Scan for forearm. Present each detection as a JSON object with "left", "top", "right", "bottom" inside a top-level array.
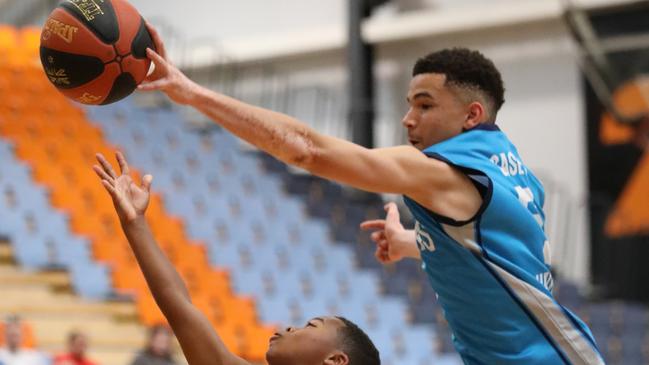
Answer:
[
  {"left": 121, "top": 216, "right": 191, "bottom": 310},
  {"left": 188, "top": 85, "right": 317, "bottom": 168},
  {"left": 121, "top": 216, "right": 247, "bottom": 365}
]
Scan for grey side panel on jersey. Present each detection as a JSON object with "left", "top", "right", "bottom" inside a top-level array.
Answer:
[{"left": 446, "top": 231, "right": 605, "bottom": 365}]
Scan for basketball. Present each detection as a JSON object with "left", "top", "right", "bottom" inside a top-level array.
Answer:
[{"left": 39, "top": 0, "right": 154, "bottom": 105}]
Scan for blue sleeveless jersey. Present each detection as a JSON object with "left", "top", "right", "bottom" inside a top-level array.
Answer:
[{"left": 403, "top": 125, "right": 604, "bottom": 365}]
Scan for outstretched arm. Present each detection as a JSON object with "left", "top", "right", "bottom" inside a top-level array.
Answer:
[
  {"left": 138, "top": 25, "right": 481, "bottom": 222},
  {"left": 93, "top": 152, "right": 249, "bottom": 365}
]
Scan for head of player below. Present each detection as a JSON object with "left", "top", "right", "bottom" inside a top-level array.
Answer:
[
  {"left": 405, "top": 47, "right": 506, "bottom": 150},
  {"left": 266, "top": 316, "right": 380, "bottom": 365}
]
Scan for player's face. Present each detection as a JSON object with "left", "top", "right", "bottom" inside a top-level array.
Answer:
[
  {"left": 266, "top": 316, "right": 347, "bottom": 365},
  {"left": 403, "top": 73, "right": 471, "bottom": 149}
]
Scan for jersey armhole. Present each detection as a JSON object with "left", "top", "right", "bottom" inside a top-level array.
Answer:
[{"left": 418, "top": 152, "right": 494, "bottom": 227}]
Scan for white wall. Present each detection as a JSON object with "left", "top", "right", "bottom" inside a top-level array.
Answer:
[{"left": 130, "top": 0, "right": 346, "bottom": 41}]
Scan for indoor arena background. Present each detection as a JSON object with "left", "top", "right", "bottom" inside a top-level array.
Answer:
[{"left": 1, "top": 0, "right": 648, "bottom": 364}]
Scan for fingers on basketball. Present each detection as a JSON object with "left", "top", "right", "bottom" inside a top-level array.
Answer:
[{"left": 145, "top": 22, "right": 167, "bottom": 59}]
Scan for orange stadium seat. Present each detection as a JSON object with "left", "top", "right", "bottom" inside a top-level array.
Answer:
[
  {"left": 93, "top": 238, "right": 136, "bottom": 266},
  {"left": 0, "top": 26, "right": 274, "bottom": 361},
  {"left": 0, "top": 321, "right": 36, "bottom": 348},
  {"left": 136, "top": 292, "right": 167, "bottom": 326},
  {"left": 0, "top": 26, "right": 18, "bottom": 52}
]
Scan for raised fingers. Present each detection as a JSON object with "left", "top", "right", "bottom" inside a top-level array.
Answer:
[
  {"left": 101, "top": 179, "right": 118, "bottom": 200},
  {"left": 385, "top": 202, "right": 401, "bottom": 225},
  {"left": 96, "top": 153, "right": 118, "bottom": 179},
  {"left": 93, "top": 164, "right": 114, "bottom": 184},
  {"left": 116, "top": 151, "right": 130, "bottom": 175}
]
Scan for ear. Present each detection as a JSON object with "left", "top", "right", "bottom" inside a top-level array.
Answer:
[
  {"left": 323, "top": 352, "right": 349, "bottom": 365},
  {"left": 462, "top": 101, "right": 486, "bottom": 130}
]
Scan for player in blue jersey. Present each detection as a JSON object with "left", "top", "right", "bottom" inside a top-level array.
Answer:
[{"left": 141, "top": 24, "right": 604, "bottom": 364}]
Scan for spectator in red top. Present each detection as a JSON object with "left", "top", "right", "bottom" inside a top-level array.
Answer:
[{"left": 53, "top": 331, "right": 97, "bottom": 365}]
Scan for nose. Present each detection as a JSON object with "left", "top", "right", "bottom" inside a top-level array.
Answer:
[
  {"left": 402, "top": 109, "right": 417, "bottom": 129},
  {"left": 284, "top": 326, "right": 295, "bottom": 333}
]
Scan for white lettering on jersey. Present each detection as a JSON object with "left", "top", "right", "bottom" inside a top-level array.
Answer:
[
  {"left": 415, "top": 221, "right": 436, "bottom": 252},
  {"left": 490, "top": 152, "right": 525, "bottom": 177},
  {"left": 514, "top": 186, "right": 544, "bottom": 227}
]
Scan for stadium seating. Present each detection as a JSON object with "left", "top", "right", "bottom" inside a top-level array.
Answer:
[{"left": 0, "top": 27, "right": 273, "bottom": 363}]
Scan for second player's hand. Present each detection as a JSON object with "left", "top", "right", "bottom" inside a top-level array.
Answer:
[
  {"left": 138, "top": 23, "right": 199, "bottom": 105},
  {"left": 360, "top": 202, "right": 419, "bottom": 264},
  {"left": 93, "top": 152, "right": 153, "bottom": 223}
]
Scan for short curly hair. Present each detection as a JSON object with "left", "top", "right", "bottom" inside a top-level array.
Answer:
[
  {"left": 412, "top": 48, "right": 505, "bottom": 122},
  {"left": 335, "top": 316, "right": 380, "bottom": 365}
]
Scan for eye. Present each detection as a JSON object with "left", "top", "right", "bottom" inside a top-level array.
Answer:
[
  {"left": 420, "top": 104, "right": 433, "bottom": 111},
  {"left": 306, "top": 322, "right": 316, "bottom": 328}
]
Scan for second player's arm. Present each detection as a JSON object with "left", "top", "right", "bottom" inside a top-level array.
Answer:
[
  {"left": 120, "top": 217, "right": 249, "bottom": 365},
  {"left": 94, "top": 153, "right": 249, "bottom": 365}
]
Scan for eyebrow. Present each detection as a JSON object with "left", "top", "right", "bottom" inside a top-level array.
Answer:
[
  {"left": 312, "top": 317, "right": 325, "bottom": 325},
  {"left": 406, "top": 92, "right": 434, "bottom": 103}
]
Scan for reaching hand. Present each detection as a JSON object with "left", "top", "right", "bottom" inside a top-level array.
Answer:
[
  {"left": 137, "top": 22, "right": 198, "bottom": 105},
  {"left": 93, "top": 152, "right": 153, "bottom": 223},
  {"left": 360, "top": 202, "right": 412, "bottom": 264}
]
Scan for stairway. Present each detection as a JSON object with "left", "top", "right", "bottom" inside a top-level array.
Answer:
[{"left": 0, "top": 241, "right": 155, "bottom": 365}]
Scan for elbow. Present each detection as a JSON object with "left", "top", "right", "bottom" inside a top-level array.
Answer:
[
  {"left": 289, "top": 147, "right": 317, "bottom": 171},
  {"left": 285, "top": 129, "right": 320, "bottom": 171}
]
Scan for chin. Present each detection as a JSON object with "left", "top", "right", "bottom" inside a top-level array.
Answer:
[
  {"left": 265, "top": 346, "right": 280, "bottom": 365},
  {"left": 412, "top": 142, "right": 424, "bottom": 150}
]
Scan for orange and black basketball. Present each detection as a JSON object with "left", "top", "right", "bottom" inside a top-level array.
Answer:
[{"left": 39, "top": 0, "right": 154, "bottom": 105}]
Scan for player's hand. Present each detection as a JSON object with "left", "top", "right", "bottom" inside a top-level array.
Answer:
[
  {"left": 360, "top": 202, "right": 410, "bottom": 264},
  {"left": 93, "top": 152, "right": 152, "bottom": 223},
  {"left": 138, "top": 22, "right": 198, "bottom": 105}
]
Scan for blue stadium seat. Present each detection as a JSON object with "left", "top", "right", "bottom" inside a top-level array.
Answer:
[
  {"left": 258, "top": 295, "right": 292, "bottom": 325},
  {"left": 50, "top": 235, "right": 92, "bottom": 268},
  {"left": 70, "top": 262, "right": 112, "bottom": 299},
  {"left": 0, "top": 139, "right": 14, "bottom": 159},
  {"left": 10, "top": 231, "right": 51, "bottom": 270},
  {"left": 12, "top": 183, "right": 50, "bottom": 212},
  {"left": 0, "top": 160, "right": 32, "bottom": 185},
  {"left": 233, "top": 269, "right": 266, "bottom": 296}
]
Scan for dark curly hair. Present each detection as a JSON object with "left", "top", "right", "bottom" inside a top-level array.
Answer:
[
  {"left": 412, "top": 48, "right": 505, "bottom": 122},
  {"left": 335, "top": 316, "right": 380, "bottom": 365}
]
